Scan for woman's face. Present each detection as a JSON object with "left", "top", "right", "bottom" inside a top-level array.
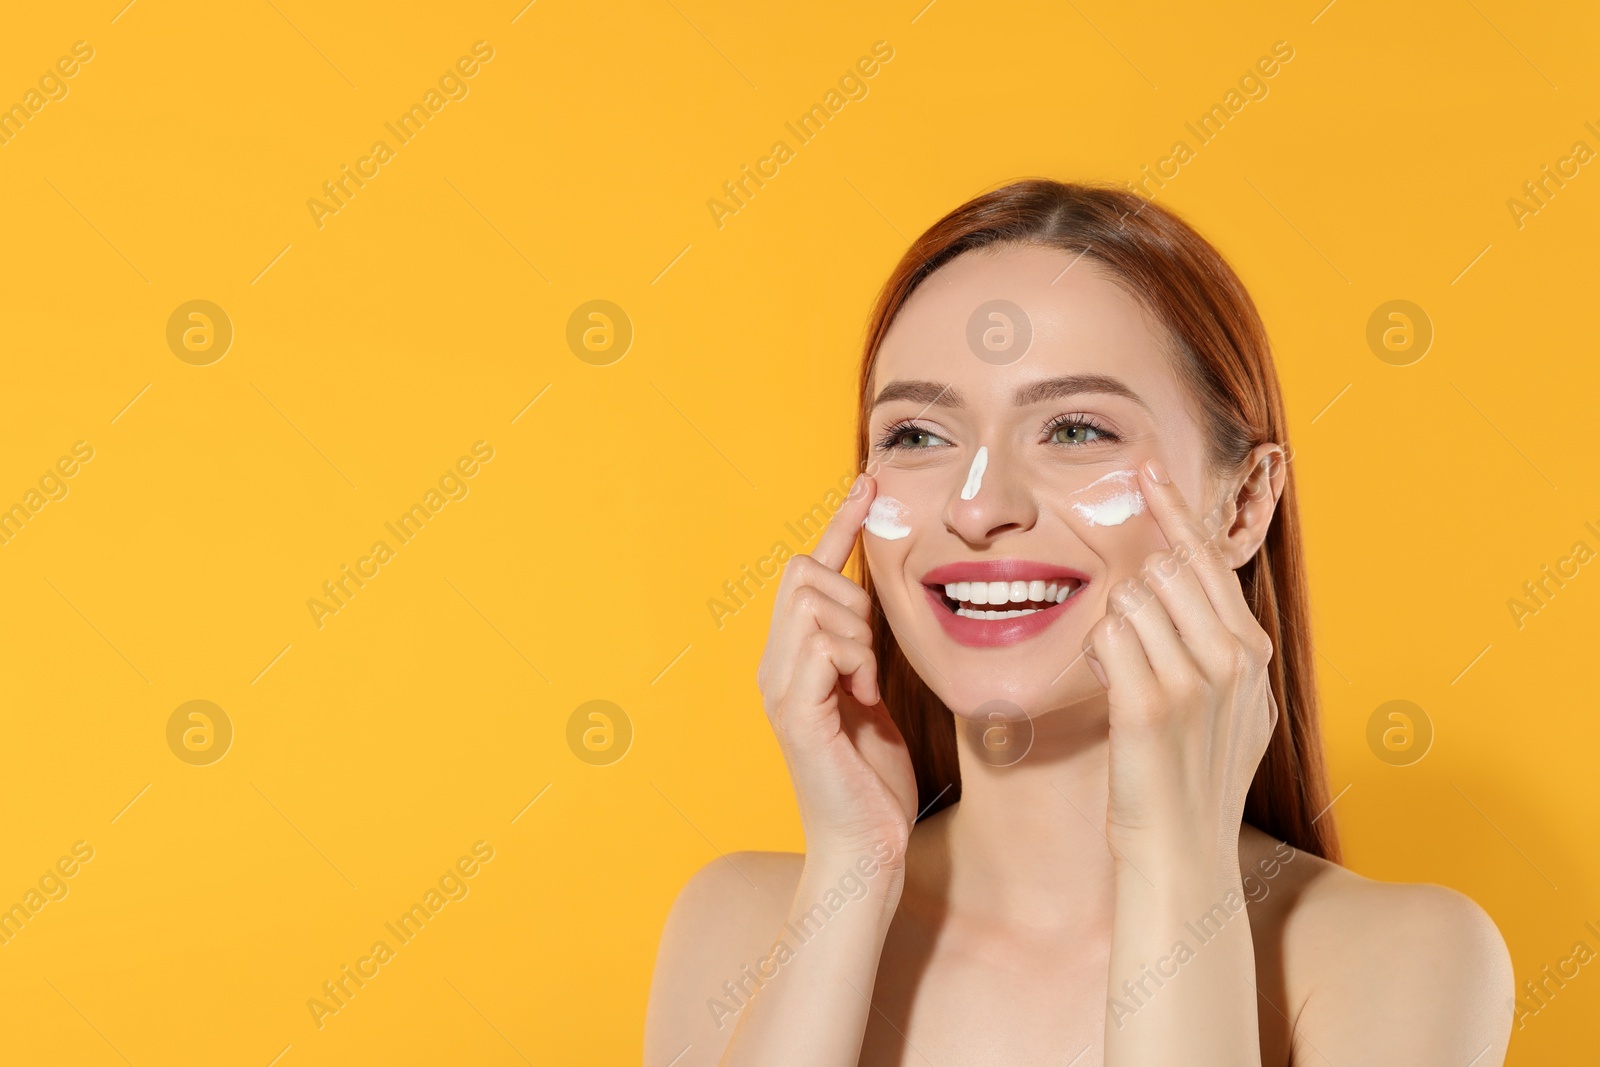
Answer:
[{"left": 863, "top": 243, "right": 1222, "bottom": 721}]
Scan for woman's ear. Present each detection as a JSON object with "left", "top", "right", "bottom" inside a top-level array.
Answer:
[{"left": 1220, "top": 443, "right": 1287, "bottom": 569}]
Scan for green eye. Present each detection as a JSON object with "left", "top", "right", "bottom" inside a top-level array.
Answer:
[
  {"left": 1047, "top": 417, "right": 1117, "bottom": 446},
  {"left": 896, "top": 429, "right": 943, "bottom": 448},
  {"left": 876, "top": 421, "right": 950, "bottom": 451}
]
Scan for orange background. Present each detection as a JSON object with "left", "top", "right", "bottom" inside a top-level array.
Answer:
[{"left": 0, "top": 0, "right": 1595, "bottom": 1062}]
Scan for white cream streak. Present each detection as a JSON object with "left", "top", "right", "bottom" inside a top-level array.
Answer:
[
  {"left": 863, "top": 495, "right": 911, "bottom": 539},
  {"left": 1067, "top": 469, "right": 1146, "bottom": 526},
  {"left": 960, "top": 446, "right": 989, "bottom": 500}
]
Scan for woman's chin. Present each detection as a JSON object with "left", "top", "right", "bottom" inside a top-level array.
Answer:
[
  {"left": 885, "top": 617, "right": 1105, "bottom": 719},
  {"left": 930, "top": 671, "right": 1102, "bottom": 722},
  {"left": 934, "top": 681, "right": 1094, "bottom": 723}
]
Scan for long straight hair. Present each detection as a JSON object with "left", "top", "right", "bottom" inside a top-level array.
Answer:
[{"left": 852, "top": 179, "right": 1341, "bottom": 863}]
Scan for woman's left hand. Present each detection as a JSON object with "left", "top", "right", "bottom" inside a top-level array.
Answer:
[{"left": 1083, "top": 457, "right": 1279, "bottom": 878}]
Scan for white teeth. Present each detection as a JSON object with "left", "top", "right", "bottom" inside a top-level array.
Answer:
[
  {"left": 955, "top": 606, "right": 1043, "bottom": 619},
  {"left": 937, "top": 575, "right": 1086, "bottom": 616}
]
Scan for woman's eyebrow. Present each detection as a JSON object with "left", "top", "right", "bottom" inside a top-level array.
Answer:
[
  {"left": 871, "top": 374, "right": 1149, "bottom": 412},
  {"left": 1012, "top": 374, "right": 1150, "bottom": 411},
  {"left": 871, "top": 379, "right": 962, "bottom": 410}
]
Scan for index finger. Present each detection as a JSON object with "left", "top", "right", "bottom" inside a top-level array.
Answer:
[
  {"left": 1136, "top": 458, "right": 1254, "bottom": 629},
  {"left": 812, "top": 473, "right": 878, "bottom": 573}
]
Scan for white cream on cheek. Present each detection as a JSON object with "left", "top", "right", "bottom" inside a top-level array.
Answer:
[
  {"left": 1067, "top": 468, "right": 1146, "bottom": 526},
  {"left": 863, "top": 495, "right": 911, "bottom": 539},
  {"left": 960, "top": 446, "right": 988, "bottom": 500}
]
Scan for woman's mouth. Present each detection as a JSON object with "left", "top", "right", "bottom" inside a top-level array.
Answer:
[
  {"left": 919, "top": 561, "right": 1090, "bottom": 648},
  {"left": 939, "top": 578, "right": 1081, "bottom": 619}
]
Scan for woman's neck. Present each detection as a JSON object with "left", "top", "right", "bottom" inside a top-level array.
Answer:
[{"left": 904, "top": 703, "right": 1123, "bottom": 935}]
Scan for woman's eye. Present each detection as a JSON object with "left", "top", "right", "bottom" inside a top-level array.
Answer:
[
  {"left": 896, "top": 428, "right": 940, "bottom": 447},
  {"left": 1049, "top": 420, "right": 1112, "bottom": 446},
  {"left": 876, "top": 422, "right": 947, "bottom": 447}
]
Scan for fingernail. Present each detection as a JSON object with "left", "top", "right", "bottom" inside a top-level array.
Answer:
[
  {"left": 1084, "top": 649, "right": 1108, "bottom": 688},
  {"left": 849, "top": 473, "right": 865, "bottom": 496},
  {"left": 1144, "top": 458, "right": 1170, "bottom": 485}
]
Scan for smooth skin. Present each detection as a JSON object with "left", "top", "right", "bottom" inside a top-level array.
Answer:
[{"left": 645, "top": 245, "right": 1514, "bottom": 1066}]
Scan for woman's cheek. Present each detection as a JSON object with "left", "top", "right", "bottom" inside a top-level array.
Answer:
[
  {"left": 1052, "top": 468, "right": 1163, "bottom": 584},
  {"left": 861, "top": 492, "right": 916, "bottom": 604},
  {"left": 862, "top": 493, "right": 913, "bottom": 541},
  {"left": 1063, "top": 468, "right": 1146, "bottom": 528}
]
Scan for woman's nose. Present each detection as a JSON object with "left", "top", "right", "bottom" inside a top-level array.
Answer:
[{"left": 943, "top": 445, "right": 1038, "bottom": 544}]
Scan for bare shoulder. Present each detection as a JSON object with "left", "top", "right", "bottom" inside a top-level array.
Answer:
[
  {"left": 644, "top": 851, "right": 804, "bottom": 1066},
  {"left": 1243, "top": 828, "right": 1515, "bottom": 1065}
]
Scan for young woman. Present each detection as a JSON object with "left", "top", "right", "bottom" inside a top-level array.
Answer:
[{"left": 645, "top": 180, "right": 1513, "bottom": 1065}]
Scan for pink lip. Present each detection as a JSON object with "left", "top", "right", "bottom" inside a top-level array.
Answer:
[
  {"left": 922, "top": 559, "right": 1090, "bottom": 586},
  {"left": 919, "top": 559, "right": 1092, "bottom": 649}
]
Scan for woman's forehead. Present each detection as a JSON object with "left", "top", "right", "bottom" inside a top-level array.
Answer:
[{"left": 872, "top": 245, "right": 1185, "bottom": 409}]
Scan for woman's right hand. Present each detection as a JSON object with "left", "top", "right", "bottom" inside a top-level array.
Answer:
[{"left": 756, "top": 473, "right": 918, "bottom": 867}]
